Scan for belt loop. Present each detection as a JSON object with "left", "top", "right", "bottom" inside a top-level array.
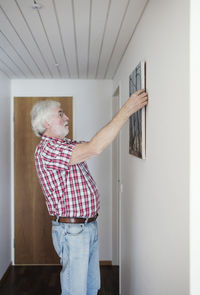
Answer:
[
  {"left": 85, "top": 217, "right": 89, "bottom": 224},
  {"left": 56, "top": 216, "right": 59, "bottom": 223}
]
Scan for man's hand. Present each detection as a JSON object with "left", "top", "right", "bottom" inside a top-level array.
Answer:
[{"left": 122, "top": 89, "right": 148, "bottom": 118}]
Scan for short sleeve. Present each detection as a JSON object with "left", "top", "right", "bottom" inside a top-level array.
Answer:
[{"left": 41, "top": 140, "right": 76, "bottom": 171}]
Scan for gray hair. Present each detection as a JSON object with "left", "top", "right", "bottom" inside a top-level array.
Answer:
[{"left": 30, "top": 100, "right": 60, "bottom": 137}]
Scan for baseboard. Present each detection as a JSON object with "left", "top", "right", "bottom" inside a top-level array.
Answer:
[
  {"left": 0, "top": 263, "right": 12, "bottom": 287},
  {"left": 14, "top": 263, "right": 60, "bottom": 266},
  {"left": 100, "top": 260, "right": 112, "bottom": 266},
  {"left": 15, "top": 261, "right": 113, "bottom": 266}
]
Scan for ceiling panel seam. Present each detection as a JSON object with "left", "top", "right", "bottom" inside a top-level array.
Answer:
[
  {"left": 0, "top": 31, "right": 35, "bottom": 78},
  {"left": 0, "top": 56, "right": 17, "bottom": 77},
  {"left": 36, "top": 8, "right": 61, "bottom": 77},
  {"left": 104, "top": 0, "right": 131, "bottom": 79},
  {"left": 0, "top": 68, "right": 10, "bottom": 79},
  {"left": 14, "top": 0, "right": 53, "bottom": 78},
  {"left": 0, "top": 5, "right": 44, "bottom": 78},
  {"left": 52, "top": 0, "right": 71, "bottom": 78},
  {"left": 0, "top": 46, "right": 27, "bottom": 78},
  {"left": 112, "top": 0, "right": 149, "bottom": 79},
  {"left": 87, "top": 0, "right": 92, "bottom": 78},
  {"left": 71, "top": 0, "right": 79, "bottom": 78},
  {"left": 95, "top": 0, "right": 111, "bottom": 79}
]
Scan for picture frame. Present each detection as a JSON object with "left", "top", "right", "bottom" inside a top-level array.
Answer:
[{"left": 129, "top": 61, "right": 146, "bottom": 159}]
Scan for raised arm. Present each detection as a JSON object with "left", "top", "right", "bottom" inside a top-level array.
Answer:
[{"left": 69, "top": 89, "right": 148, "bottom": 165}]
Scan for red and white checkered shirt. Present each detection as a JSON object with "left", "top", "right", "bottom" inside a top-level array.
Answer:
[{"left": 34, "top": 135, "right": 100, "bottom": 218}]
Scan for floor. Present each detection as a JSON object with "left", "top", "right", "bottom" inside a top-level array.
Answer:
[{"left": 0, "top": 265, "right": 119, "bottom": 295}]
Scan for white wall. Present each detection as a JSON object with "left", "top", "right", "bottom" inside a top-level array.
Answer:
[
  {"left": 0, "top": 72, "right": 11, "bottom": 280},
  {"left": 11, "top": 79, "right": 113, "bottom": 261},
  {"left": 190, "top": 1, "right": 200, "bottom": 294},
  {"left": 113, "top": 0, "right": 189, "bottom": 294}
]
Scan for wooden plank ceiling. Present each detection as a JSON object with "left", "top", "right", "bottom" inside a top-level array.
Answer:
[{"left": 0, "top": 0, "right": 148, "bottom": 79}]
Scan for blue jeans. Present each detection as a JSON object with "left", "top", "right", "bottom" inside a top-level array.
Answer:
[{"left": 52, "top": 219, "right": 101, "bottom": 295}]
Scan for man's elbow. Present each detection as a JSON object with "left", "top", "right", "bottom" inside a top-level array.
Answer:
[
  {"left": 90, "top": 147, "right": 102, "bottom": 157},
  {"left": 89, "top": 142, "right": 103, "bottom": 157}
]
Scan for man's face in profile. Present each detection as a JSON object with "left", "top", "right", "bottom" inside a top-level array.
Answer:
[{"left": 48, "top": 107, "right": 69, "bottom": 138}]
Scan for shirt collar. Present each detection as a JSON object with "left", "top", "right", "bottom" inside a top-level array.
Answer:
[{"left": 42, "top": 135, "right": 67, "bottom": 143}]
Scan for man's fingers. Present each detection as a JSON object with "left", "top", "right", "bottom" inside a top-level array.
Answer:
[
  {"left": 139, "top": 91, "right": 148, "bottom": 97},
  {"left": 135, "top": 89, "right": 145, "bottom": 95},
  {"left": 139, "top": 93, "right": 148, "bottom": 101},
  {"left": 141, "top": 101, "right": 148, "bottom": 108},
  {"left": 128, "top": 89, "right": 148, "bottom": 113},
  {"left": 135, "top": 90, "right": 148, "bottom": 100},
  {"left": 140, "top": 97, "right": 148, "bottom": 104},
  {"left": 136, "top": 101, "right": 148, "bottom": 111},
  {"left": 139, "top": 95, "right": 148, "bottom": 102}
]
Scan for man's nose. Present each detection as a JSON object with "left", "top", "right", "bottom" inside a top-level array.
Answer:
[{"left": 64, "top": 114, "right": 69, "bottom": 121}]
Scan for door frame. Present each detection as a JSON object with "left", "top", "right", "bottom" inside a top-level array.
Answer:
[{"left": 112, "top": 83, "right": 122, "bottom": 294}]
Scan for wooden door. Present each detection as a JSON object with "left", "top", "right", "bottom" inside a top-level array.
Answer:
[{"left": 14, "top": 97, "right": 73, "bottom": 265}]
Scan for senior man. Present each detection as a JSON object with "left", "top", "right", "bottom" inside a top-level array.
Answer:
[{"left": 30, "top": 89, "right": 148, "bottom": 295}]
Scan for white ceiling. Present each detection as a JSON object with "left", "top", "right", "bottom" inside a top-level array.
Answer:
[{"left": 0, "top": 0, "right": 148, "bottom": 79}]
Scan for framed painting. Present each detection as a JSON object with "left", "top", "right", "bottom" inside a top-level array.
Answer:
[{"left": 129, "top": 61, "right": 146, "bottom": 159}]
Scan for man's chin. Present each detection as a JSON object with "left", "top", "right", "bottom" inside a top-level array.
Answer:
[
  {"left": 64, "top": 127, "right": 69, "bottom": 137},
  {"left": 52, "top": 126, "right": 69, "bottom": 138},
  {"left": 62, "top": 129, "right": 69, "bottom": 138}
]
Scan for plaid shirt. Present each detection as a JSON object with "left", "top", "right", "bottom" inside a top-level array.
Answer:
[{"left": 34, "top": 135, "right": 100, "bottom": 218}]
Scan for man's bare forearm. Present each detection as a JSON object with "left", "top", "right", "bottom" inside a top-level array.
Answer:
[
  {"left": 89, "top": 105, "right": 128, "bottom": 154},
  {"left": 69, "top": 107, "right": 128, "bottom": 165},
  {"left": 89, "top": 89, "right": 148, "bottom": 154}
]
